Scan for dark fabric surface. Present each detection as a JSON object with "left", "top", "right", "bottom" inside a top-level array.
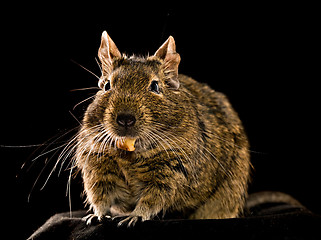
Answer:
[{"left": 28, "top": 192, "right": 321, "bottom": 240}]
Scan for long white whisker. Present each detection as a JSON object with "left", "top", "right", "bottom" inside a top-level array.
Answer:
[
  {"left": 70, "top": 87, "right": 100, "bottom": 92},
  {"left": 57, "top": 125, "right": 102, "bottom": 174},
  {"left": 73, "top": 95, "right": 95, "bottom": 110},
  {"left": 150, "top": 121, "right": 231, "bottom": 177},
  {"left": 146, "top": 127, "right": 189, "bottom": 177},
  {"left": 70, "top": 59, "right": 100, "bottom": 80},
  {"left": 100, "top": 128, "right": 114, "bottom": 154},
  {"left": 36, "top": 124, "right": 103, "bottom": 196},
  {"left": 69, "top": 110, "right": 82, "bottom": 126},
  {"left": 27, "top": 143, "right": 68, "bottom": 196},
  {"left": 95, "top": 57, "right": 103, "bottom": 74}
]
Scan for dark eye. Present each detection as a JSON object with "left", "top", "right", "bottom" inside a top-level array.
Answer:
[
  {"left": 149, "top": 80, "right": 160, "bottom": 94},
  {"left": 104, "top": 81, "right": 111, "bottom": 92}
]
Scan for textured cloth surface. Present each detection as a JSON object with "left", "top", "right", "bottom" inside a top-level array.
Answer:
[{"left": 28, "top": 192, "right": 321, "bottom": 240}]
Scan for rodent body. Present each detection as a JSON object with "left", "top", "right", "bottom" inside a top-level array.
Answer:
[{"left": 76, "top": 31, "right": 250, "bottom": 226}]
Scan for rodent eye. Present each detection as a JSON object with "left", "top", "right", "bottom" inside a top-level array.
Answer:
[
  {"left": 104, "top": 80, "right": 111, "bottom": 92},
  {"left": 149, "top": 80, "right": 160, "bottom": 94}
]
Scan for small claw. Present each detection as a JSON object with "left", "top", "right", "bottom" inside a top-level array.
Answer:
[
  {"left": 128, "top": 216, "right": 139, "bottom": 227},
  {"left": 112, "top": 215, "right": 123, "bottom": 221},
  {"left": 82, "top": 214, "right": 99, "bottom": 225},
  {"left": 82, "top": 214, "right": 111, "bottom": 225},
  {"left": 117, "top": 216, "right": 140, "bottom": 227}
]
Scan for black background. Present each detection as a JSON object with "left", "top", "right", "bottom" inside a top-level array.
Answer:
[{"left": 3, "top": 3, "right": 319, "bottom": 239}]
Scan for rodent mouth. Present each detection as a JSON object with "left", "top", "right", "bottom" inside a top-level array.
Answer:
[
  {"left": 116, "top": 137, "right": 136, "bottom": 152},
  {"left": 101, "top": 124, "right": 153, "bottom": 153},
  {"left": 113, "top": 136, "right": 156, "bottom": 153}
]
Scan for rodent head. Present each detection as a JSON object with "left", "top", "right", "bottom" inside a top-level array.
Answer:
[{"left": 83, "top": 31, "right": 191, "bottom": 153}]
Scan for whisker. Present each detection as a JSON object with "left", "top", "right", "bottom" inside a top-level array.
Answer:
[
  {"left": 95, "top": 57, "right": 102, "bottom": 74},
  {"left": 81, "top": 127, "right": 107, "bottom": 165},
  {"left": 28, "top": 124, "right": 102, "bottom": 201},
  {"left": 143, "top": 127, "right": 194, "bottom": 188},
  {"left": 73, "top": 95, "right": 95, "bottom": 110},
  {"left": 165, "top": 129, "right": 226, "bottom": 176},
  {"left": 69, "top": 110, "right": 82, "bottom": 126},
  {"left": 24, "top": 126, "right": 82, "bottom": 200},
  {"left": 66, "top": 160, "right": 75, "bottom": 217},
  {"left": 28, "top": 157, "right": 49, "bottom": 202},
  {"left": 1, "top": 144, "right": 48, "bottom": 148},
  {"left": 151, "top": 121, "right": 254, "bottom": 153},
  {"left": 70, "top": 59, "right": 100, "bottom": 80},
  {"left": 146, "top": 127, "right": 189, "bottom": 177},
  {"left": 150, "top": 122, "right": 230, "bottom": 177},
  {"left": 147, "top": 130, "right": 170, "bottom": 158},
  {"left": 28, "top": 142, "right": 71, "bottom": 201},
  {"left": 70, "top": 87, "right": 100, "bottom": 92},
  {"left": 100, "top": 128, "right": 113, "bottom": 154},
  {"left": 31, "top": 144, "right": 67, "bottom": 163}
]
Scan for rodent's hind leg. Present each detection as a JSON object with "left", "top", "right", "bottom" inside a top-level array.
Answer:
[{"left": 82, "top": 213, "right": 112, "bottom": 225}]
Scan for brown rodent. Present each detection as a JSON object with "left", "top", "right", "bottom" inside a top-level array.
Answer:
[{"left": 75, "top": 31, "right": 251, "bottom": 226}]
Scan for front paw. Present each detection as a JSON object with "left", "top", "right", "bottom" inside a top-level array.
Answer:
[
  {"left": 82, "top": 213, "right": 111, "bottom": 225},
  {"left": 115, "top": 209, "right": 152, "bottom": 227}
]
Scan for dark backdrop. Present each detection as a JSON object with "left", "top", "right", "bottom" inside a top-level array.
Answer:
[{"left": 3, "top": 4, "right": 318, "bottom": 239}]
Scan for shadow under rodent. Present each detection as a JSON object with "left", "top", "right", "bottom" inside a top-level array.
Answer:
[{"left": 75, "top": 31, "right": 251, "bottom": 227}]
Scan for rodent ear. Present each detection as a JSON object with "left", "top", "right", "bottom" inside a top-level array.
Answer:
[
  {"left": 98, "top": 31, "right": 121, "bottom": 76},
  {"left": 154, "top": 36, "right": 181, "bottom": 90}
]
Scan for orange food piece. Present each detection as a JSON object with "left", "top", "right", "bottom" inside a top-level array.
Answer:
[{"left": 116, "top": 138, "right": 136, "bottom": 151}]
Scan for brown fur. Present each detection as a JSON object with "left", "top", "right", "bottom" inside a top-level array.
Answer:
[{"left": 75, "top": 31, "right": 251, "bottom": 226}]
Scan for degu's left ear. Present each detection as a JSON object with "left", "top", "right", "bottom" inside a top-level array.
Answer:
[
  {"left": 98, "top": 31, "right": 121, "bottom": 76},
  {"left": 154, "top": 36, "right": 181, "bottom": 90}
]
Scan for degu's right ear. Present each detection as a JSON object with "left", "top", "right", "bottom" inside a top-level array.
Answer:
[
  {"left": 154, "top": 36, "right": 181, "bottom": 90},
  {"left": 98, "top": 31, "right": 121, "bottom": 76}
]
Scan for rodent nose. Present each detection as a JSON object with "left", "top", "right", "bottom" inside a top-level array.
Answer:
[{"left": 116, "top": 113, "right": 136, "bottom": 128}]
